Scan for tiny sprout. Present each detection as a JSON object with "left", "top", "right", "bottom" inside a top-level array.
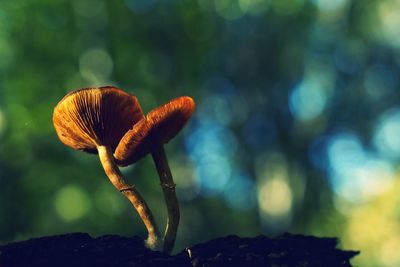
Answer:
[
  {"left": 53, "top": 86, "right": 162, "bottom": 250},
  {"left": 114, "top": 96, "right": 195, "bottom": 253}
]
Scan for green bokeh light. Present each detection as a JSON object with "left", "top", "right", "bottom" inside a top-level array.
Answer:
[{"left": 54, "top": 185, "right": 91, "bottom": 222}]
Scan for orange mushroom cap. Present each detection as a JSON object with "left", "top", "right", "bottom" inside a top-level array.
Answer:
[
  {"left": 114, "top": 96, "right": 195, "bottom": 166},
  {"left": 53, "top": 86, "right": 143, "bottom": 154}
]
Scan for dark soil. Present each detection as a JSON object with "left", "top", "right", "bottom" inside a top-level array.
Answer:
[{"left": 0, "top": 232, "right": 358, "bottom": 267}]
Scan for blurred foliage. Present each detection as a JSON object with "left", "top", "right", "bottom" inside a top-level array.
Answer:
[{"left": 1, "top": 0, "right": 400, "bottom": 266}]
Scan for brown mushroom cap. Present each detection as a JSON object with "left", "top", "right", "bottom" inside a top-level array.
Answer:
[
  {"left": 114, "top": 96, "right": 195, "bottom": 166},
  {"left": 53, "top": 86, "right": 143, "bottom": 154}
]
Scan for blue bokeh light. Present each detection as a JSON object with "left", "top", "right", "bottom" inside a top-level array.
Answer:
[
  {"left": 373, "top": 108, "right": 400, "bottom": 160},
  {"left": 325, "top": 132, "right": 394, "bottom": 202},
  {"left": 289, "top": 77, "right": 330, "bottom": 121},
  {"left": 329, "top": 155, "right": 394, "bottom": 203},
  {"left": 185, "top": 103, "right": 238, "bottom": 196},
  {"left": 195, "top": 154, "right": 232, "bottom": 195},
  {"left": 187, "top": 122, "right": 238, "bottom": 161},
  {"left": 223, "top": 170, "right": 257, "bottom": 210},
  {"left": 327, "top": 133, "right": 365, "bottom": 174}
]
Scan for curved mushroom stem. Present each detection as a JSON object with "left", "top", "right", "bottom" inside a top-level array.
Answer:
[
  {"left": 97, "top": 145, "right": 162, "bottom": 250},
  {"left": 151, "top": 146, "right": 180, "bottom": 254}
]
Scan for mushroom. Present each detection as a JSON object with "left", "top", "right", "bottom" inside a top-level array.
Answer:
[
  {"left": 114, "top": 96, "right": 195, "bottom": 253},
  {"left": 53, "top": 86, "right": 162, "bottom": 250}
]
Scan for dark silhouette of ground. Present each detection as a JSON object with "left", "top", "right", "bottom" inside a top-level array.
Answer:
[{"left": 0, "top": 233, "right": 358, "bottom": 267}]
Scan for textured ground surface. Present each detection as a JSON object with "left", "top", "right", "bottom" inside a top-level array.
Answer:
[{"left": 0, "top": 232, "right": 358, "bottom": 267}]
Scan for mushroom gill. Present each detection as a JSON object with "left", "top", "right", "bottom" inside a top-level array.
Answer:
[{"left": 53, "top": 86, "right": 143, "bottom": 153}]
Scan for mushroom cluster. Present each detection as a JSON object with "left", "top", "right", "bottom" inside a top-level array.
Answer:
[{"left": 53, "top": 86, "right": 195, "bottom": 253}]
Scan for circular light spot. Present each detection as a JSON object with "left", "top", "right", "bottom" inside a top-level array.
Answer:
[
  {"left": 197, "top": 156, "right": 232, "bottom": 195},
  {"left": 327, "top": 133, "right": 395, "bottom": 203},
  {"left": 373, "top": 108, "right": 400, "bottom": 159},
  {"left": 79, "top": 48, "right": 113, "bottom": 83},
  {"left": 289, "top": 79, "right": 329, "bottom": 121},
  {"left": 258, "top": 178, "right": 292, "bottom": 217},
  {"left": 54, "top": 185, "right": 91, "bottom": 222},
  {"left": 327, "top": 133, "right": 365, "bottom": 173},
  {"left": 223, "top": 171, "right": 256, "bottom": 210}
]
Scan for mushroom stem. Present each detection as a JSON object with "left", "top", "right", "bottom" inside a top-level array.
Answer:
[
  {"left": 97, "top": 145, "right": 162, "bottom": 250},
  {"left": 151, "top": 146, "right": 180, "bottom": 254}
]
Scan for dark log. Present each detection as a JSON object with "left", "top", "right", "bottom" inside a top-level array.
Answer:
[{"left": 0, "top": 233, "right": 358, "bottom": 267}]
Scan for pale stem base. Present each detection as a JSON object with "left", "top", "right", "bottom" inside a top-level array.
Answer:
[{"left": 97, "top": 145, "right": 162, "bottom": 250}]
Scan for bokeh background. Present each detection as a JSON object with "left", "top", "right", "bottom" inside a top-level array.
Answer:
[{"left": 1, "top": 0, "right": 400, "bottom": 266}]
